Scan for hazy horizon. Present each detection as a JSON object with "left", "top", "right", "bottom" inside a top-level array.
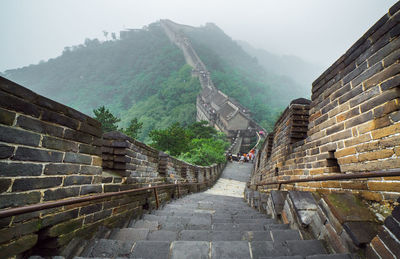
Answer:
[{"left": 0, "top": 0, "right": 397, "bottom": 73}]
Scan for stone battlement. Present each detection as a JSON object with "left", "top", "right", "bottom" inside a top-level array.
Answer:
[{"left": 251, "top": 3, "right": 400, "bottom": 202}]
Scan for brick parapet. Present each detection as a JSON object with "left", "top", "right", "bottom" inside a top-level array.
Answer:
[
  {"left": 252, "top": 3, "right": 400, "bottom": 202},
  {"left": 0, "top": 76, "right": 226, "bottom": 257}
]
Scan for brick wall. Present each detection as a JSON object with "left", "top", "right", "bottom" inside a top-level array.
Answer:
[
  {"left": 252, "top": 2, "right": 400, "bottom": 202},
  {"left": 0, "top": 76, "right": 225, "bottom": 257}
]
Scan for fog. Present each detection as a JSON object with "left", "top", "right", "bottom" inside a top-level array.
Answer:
[{"left": 0, "top": 0, "right": 397, "bottom": 72}]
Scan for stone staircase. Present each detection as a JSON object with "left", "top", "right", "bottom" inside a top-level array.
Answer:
[{"left": 59, "top": 163, "right": 353, "bottom": 259}]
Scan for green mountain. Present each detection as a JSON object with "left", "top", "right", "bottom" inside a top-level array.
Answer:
[{"left": 4, "top": 21, "right": 311, "bottom": 140}]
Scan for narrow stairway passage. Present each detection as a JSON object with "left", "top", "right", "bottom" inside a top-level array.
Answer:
[{"left": 73, "top": 162, "right": 351, "bottom": 259}]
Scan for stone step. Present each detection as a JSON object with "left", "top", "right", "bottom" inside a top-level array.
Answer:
[
  {"left": 147, "top": 230, "right": 178, "bottom": 241},
  {"left": 79, "top": 238, "right": 134, "bottom": 258},
  {"left": 170, "top": 241, "right": 209, "bottom": 259},
  {"left": 212, "top": 223, "right": 266, "bottom": 231},
  {"left": 286, "top": 240, "right": 327, "bottom": 257},
  {"left": 109, "top": 228, "right": 149, "bottom": 241},
  {"left": 178, "top": 230, "right": 273, "bottom": 241},
  {"left": 251, "top": 241, "right": 290, "bottom": 258},
  {"left": 270, "top": 229, "right": 302, "bottom": 243},
  {"left": 128, "top": 240, "right": 170, "bottom": 259},
  {"left": 305, "top": 254, "right": 353, "bottom": 259},
  {"left": 211, "top": 241, "right": 251, "bottom": 258},
  {"left": 130, "top": 219, "right": 159, "bottom": 230}
]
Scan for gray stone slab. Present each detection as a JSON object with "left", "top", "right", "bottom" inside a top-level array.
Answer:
[
  {"left": 82, "top": 239, "right": 134, "bottom": 258},
  {"left": 264, "top": 224, "right": 290, "bottom": 230},
  {"left": 250, "top": 241, "right": 289, "bottom": 258},
  {"left": 110, "top": 228, "right": 149, "bottom": 241},
  {"left": 271, "top": 190, "right": 288, "bottom": 215},
  {"left": 132, "top": 220, "right": 159, "bottom": 230},
  {"left": 179, "top": 230, "right": 210, "bottom": 241},
  {"left": 213, "top": 223, "right": 235, "bottom": 231},
  {"left": 143, "top": 214, "right": 167, "bottom": 222},
  {"left": 259, "top": 256, "right": 302, "bottom": 259},
  {"left": 212, "top": 218, "right": 234, "bottom": 224},
  {"left": 211, "top": 241, "right": 250, "bottom": 259},
  {"left": 171, "top": 241, "right": 210, "bottom": 259},
  {"left": 243, "top": 231, "right": 272, "bottom": 241},
  {"left": 306, "top": 254, "right": 352, "bottom": 259},
  {"left": 289, "top": 191, "right": 318, "bottom": 211},
  {"left": 147, "top": 230, "right": 177, "bottom": 241},
  {"left": 270, "top": 230, "right": 301, "bottom": 243},
  {"left": 198, "top": 201, "right": 214, "bottom": 209},
  {"left": 210, "top": 231, "right": 243, "bottom": 241},
  {"left": 129, "top": 241, "right": 170, "bottom": 259},
  {"left": 286, "top": 240, "right": 327, "bottom": 257},
  {"left": 235, "top": 223, "right": 266, "bottom": 231}
]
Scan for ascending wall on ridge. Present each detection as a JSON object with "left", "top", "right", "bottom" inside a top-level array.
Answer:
[{"left": 252, "top": 2, "right": 400, "bottom": 202}]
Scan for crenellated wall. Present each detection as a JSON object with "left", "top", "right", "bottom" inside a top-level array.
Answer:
[
  {"left": 0, "top": 76, "right": 225, "bottom": 257},
  {"left": 252, "top": 3, "right": 400, "bottom": 202}
]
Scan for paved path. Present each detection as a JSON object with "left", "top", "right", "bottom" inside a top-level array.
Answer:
[
  {"left": 73, "top": 163, "right": 345, "bottom": 259},
  {"left": 204, "top": 162, "right": 252, "bottom": 197}
]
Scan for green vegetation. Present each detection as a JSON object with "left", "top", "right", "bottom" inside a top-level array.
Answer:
[
  {"left": 93, "top": 106, "right": 121, "bottom": 132},
  {"left": 4, "top": 21, "right": 308, "bottom": 139},
  {"left": 123, "top": 118, "right": 143, "bottom": 139},
  {"left": 149, "top": 121, "right": 229, "bottom": 166}
]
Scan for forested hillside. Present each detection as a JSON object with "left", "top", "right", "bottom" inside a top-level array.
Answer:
[
  {"left": 4, "top": 21, "right": 314, "bottom": 140},
  {"left": 180, "top": 23, "right": 307, "bottom": 128}
]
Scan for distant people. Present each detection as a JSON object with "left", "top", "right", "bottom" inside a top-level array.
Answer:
[
  {"left": 227, "top": 152, "right": 233, "bottom": 162},
  {"left": 248, "top": 152, "right": 253, "bottom": 163},
  {"left": 243, "top": 153, "right": 248, "bottom": 163},
  {"left": 239, "top": 154, "right": 245, "bottom": 164},
  {"left": 259, "top": 131, "right": 265, "bottom": 136}
]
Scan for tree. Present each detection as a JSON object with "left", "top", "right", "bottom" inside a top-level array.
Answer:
[
  {"left": 103, "top": 30, "right": 109, "bottom": 40},
  {"left": 124, "top": 118, "right": 143, "bottom": 139},
  {"left": 187, "top": 120, "right": 217, "bottom": 139},
  {"left": 111, "top": 32, "right": 117, "bottom": 40},
  {"left": 93, "top": 106, "right": 120, "bottom": 133},
  {"left": 149, "top": 122, "right": 191, "bottom": 156}
]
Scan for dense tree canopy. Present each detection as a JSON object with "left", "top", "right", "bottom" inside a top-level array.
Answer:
[{"left": 149, "top": 121, "right": 229, "bottom": 165}]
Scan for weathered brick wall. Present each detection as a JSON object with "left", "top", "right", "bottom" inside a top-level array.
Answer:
[
  {"left": 102, "top": 131, "right": 161, "bottom": 185},
  {"left": 0, "top": 76, "right": 226, "bottom": 257},
  {"left": 252, "top": 3, "right": 400, "bottom": 202}
]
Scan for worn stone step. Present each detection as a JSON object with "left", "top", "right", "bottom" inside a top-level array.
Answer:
[
  {"left": 143, "top": 214, "right": 167, "bottom": 222},
  {"left": 130, "top": 219, "right": 159, "bottom": 230},
  {"left": 127, "top": 240, "right": 171, "bottom": 259},
  {"left": 264, "top": 224, "right": 290, "bottom": 230},
  {"left": 251, "top": 241, "right": 289, "bottom": 258},
  {"left": 305, "top": 254, "right": 353, "bottom": 259},
  {"left": 210, "top": 231, "right": 243, "bottom": 241},
  {"left": 213, "top": 223, "right": 266, "bottom": 231},
  {"left": 147, "top": 230, "right": 178, "bottom": 241},
  {"left": 211, "top": 241, "right": 251, "bottom": 258},
  {"left": 259, "top": 256, "right": 302, "bottom": 259},
  {"left": 170, "top": 241, "right": 210, "bottom": 259},
  {"left": 270, "top": 229, "right": 301, "bottom": 243},
  {"left": 243, "top": 231, "right": 272, "bottom": 241},
  {"left": 286, "top": 240, "right": 327, "bottom": 257},
  {"left": 79, "top": 238, "right": 134, "bottom": 258},
  {"left": 179, "top": 230, "right": 210, "bottom": 241},
  {"left": 109, "top": 228, "right": 149, "bottom": 241}
]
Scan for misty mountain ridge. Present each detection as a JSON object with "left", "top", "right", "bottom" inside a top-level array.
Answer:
[
  {"left": 4, "top": 20, "right": 319, "bottom": 140},
  {"left": 237, "top": 40, "right": 324, "bottom": 94}
]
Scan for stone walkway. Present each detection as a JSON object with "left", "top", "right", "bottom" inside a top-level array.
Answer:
[{"left": 73, "top": 162, "right": 350, "bottom": 259}]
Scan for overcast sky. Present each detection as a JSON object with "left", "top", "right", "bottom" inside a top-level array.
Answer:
[{"left": 0, "top": 0, "right": 397, "bottom": 72}]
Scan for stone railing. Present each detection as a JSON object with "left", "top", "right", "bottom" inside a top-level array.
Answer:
[{"left": 0, "top": 76, "right": 226, "bottom": 257}]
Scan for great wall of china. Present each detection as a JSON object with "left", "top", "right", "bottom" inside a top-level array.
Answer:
[{"left": 0, "top": 2, "right": 399, "bottom": 258}]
